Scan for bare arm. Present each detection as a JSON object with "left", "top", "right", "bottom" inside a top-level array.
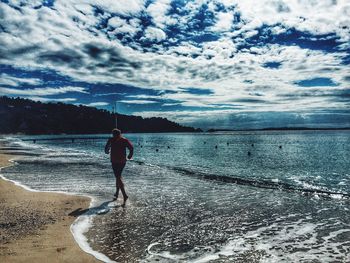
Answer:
[
  {"left": 104, "top": 139, "right": 111, "bottom": 154},
  {"left": 126, "top": 140, "right": 134, "bottom": 159}
]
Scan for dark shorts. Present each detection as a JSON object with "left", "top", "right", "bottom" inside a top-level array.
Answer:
[{"left": 112, "top": 162, "right": 126, "bottom": 177}]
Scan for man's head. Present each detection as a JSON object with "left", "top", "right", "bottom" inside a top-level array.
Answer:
[{"left": 112, "top": 128, "right": 121, "bottom": 137}]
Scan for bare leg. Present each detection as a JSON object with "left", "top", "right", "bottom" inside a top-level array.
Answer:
[
  {"left": 117, "top": 177, "right": 128, "bottom": 206},
  {"left": 114, "top": 181, "right": 119, "bottom": 199},
  {"left": 112, "top": 163, "right": 127, "bottom": 205},
  {"left": 113, "top": 173, "right": 120, "bottom": 199}
]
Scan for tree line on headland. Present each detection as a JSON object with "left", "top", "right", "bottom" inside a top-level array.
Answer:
[{"left": 0, "top": 96, "right": 202, "bottom": 134}]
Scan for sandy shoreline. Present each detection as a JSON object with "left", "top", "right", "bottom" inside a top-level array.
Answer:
[{"left": 0, "top": 150, "right": 100, "bottom": 262}]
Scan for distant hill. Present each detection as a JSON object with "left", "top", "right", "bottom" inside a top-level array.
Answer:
[{"left": 0, "top": 96, "right": 202, "bottom": 134}]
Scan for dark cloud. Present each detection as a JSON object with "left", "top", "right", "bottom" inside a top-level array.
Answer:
[
  {"left": 247, "top": 85, "right": 274, "bottom": 92},
  {"left": 83, "top": 43, "right": 142, "bottom": 69},
  {"left": 274, "top": 2, "right": 291, "bottom": 13},
  {"left": 38, "top": 48, "right": 83, "bottom": 68},
  {"left": 84, "top": 43, "right": 104, "bottom": 59},
  {"left": 232, "top": 98, "right": 267, "bottom": 103},
  {"left": 29, "top": 41, "right": 145, "bottom": 74},
  {"left": 248, "top": 92, "right": 264, "bottom": 97},
  {"left": 193, "top": 111, "right": 350, "bottom": 130},
  {"left": 279, "top": 88, "right": 350, "bottom": 101},
  {"left": 0, "top": 44, "right": 39, "bottom": 59},
  {"left": 319, "top": 66, "right": 342, "bottom": 73}
]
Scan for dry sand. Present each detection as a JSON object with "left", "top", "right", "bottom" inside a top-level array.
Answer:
[{"left": 0, "top": 151, "right": 101, "bottom": 262}]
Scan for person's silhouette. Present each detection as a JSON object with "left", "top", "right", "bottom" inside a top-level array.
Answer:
[{"left": 105, "top": 128, "right": 133, "bottom": 206}]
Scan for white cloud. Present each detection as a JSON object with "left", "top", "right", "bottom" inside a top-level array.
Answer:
[
  {"left": 143, "top": 27, "right": 167, "bottom": 42},
  {"left": 211, "top": 12, "right": 233, "bottom": 32},
  {"left": 202, "top": 39, "right": 237, "bottom": 59},
  {"left": 166, "top": 44, "right": 202, "bottom": 57},
  {"left": 68, "top": 0, "right": 145, "bottom": 16},
  {"left": 126, "top": 94, "right": 162, "bottom": 100},
  {"left": 119, "top": 100, "right": 158, "bottom": 104},
  {"left": 146, "top": 0, "right": 172, "bottom": 29},
  {"left": 27, "top": 97, "right": 77, "bottom": 102},
  {"left": 133, "top": 109, "right": 239, "bottom": 126},
  {"left": 0, "top": 86, "right": 89, "bottom": 96},
  {"left": 230, "top": 0, "right": 350, "bottom": 42},
  {"left": 108, "top": 17, "right": 140, "bottom": 36},
  {"left": 86, "top": 102, "right": 109, "bottom": 107},
  {"left": 0, "top": 74, "right": 43, "bottom": 87},
  {"left": 108, "top": 17, "right": 126, "bottom": 28},
  {"left": 6, "top": 0, "right": 42, "bottom": 7}
]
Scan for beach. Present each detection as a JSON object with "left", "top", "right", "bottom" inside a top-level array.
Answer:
[{"left": 0, "top": 150, "right": 99, "bottom": 263}]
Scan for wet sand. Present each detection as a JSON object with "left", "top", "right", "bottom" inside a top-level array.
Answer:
[{"left": 0, "top": 151, "right": 100, "bottom": 262}]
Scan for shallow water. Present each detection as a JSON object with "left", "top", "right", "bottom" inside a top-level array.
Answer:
[{"left": 1, "top": 131, "right": 350, "bottom": 262}]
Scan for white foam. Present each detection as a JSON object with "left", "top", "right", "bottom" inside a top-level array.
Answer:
[
  {"left": 0, "top": 158, "right": 42, "bottom": 192},
  {"left": 145, "top": 214, "right": 350, "bottom": 263},
  {"left": 146, "top": 243, "right": 188, "bottom": 261},
  {"left": 71, "top": 209, "right": 115, "bottom": 263},
  {"left": 330, "top": 193, "right": 344, "bottom": 199},
  {"left": 7, "top": 137, "right": 47, "bottom": 150}
]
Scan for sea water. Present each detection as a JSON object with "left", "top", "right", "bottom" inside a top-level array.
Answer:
[{"left": 1, "top": 131, "right": 350, "bottom": 262}]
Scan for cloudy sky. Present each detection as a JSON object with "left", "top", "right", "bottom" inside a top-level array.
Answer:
[{"left": 0, "top": 0, "right": 349, "bottom": 129}]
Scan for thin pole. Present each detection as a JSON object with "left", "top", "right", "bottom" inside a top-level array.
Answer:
[{"left": 115, "top": 101, "right": 118, "bottom": 128}]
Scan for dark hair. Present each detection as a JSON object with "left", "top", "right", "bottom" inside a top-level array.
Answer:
[{"left": 112, "top": 128, "right": 121, "bottom": 137}]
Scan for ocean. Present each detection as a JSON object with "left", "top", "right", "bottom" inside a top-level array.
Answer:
[{"left": 1, "top": 131, "right": 350, "bottom": 262}]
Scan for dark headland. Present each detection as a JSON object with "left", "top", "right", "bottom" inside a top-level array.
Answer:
[{"left": 0, "top": 96, "right": 202, "bottom": 135}]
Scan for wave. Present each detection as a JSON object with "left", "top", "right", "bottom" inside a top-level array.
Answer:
[
  {"left": 0, "top": 146, "right": 30, "bottom": 151},
  {"left": 16, "top": 158, "right": 107, "bottom": 168},
  {"left": 0, "top": 151, "right": 42, "bottom": 156},
  {"left": 174, "top": 166, "right": 350, "bottom": 199},
  {"left": 132, "top": 160, "right": 350, "bottom": 200},
  {"left": 172, "top": 166, "right": 350, "bottom": 199}
]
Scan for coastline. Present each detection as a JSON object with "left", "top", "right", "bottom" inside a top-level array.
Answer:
[{"left": 0, "top": 150, "right": 101, "bottom": 262}]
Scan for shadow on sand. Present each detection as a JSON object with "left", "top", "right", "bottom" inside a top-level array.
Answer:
[{"left": 69, "top": 199, "right": 122, "bottom": 217}]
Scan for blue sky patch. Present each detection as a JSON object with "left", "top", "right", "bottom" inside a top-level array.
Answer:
[
  {"left": 263, "top": 62, "right": 282, "bottom": 69},
  {"left": 180, "top": 87, "right": 214, "bottom": 95},
  {"left": 295, "top": 77, "right": 339, "bottom": 87},
  {"left": 241, "top": 25, "right": 342, "bottom": 53}
]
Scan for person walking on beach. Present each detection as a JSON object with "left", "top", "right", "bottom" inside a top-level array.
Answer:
[{"left": 105, "top": 128, "right": 133, "bottom": 206}]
